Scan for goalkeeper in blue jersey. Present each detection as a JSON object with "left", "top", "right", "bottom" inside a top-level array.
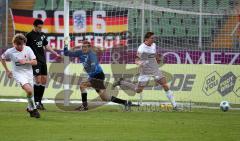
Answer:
[{"left": 64, "top": 41, "right": 132, "bottom": 111}]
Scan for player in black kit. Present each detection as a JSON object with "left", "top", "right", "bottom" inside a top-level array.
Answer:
[{"left": 26, "top": 19, "right": 60, "bottom": 110}]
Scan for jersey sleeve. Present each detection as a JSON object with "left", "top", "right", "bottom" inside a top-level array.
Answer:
[
  {"left": 137, "top": 45, "right": 143, "bottom": 54},
  {"left": 27, "top": 47, "right": 36, "bottom": 60},
  {"left": 64, "top": 47, "right": 83, "bottom": 57},
  {"left": 137, "top": 45, "right": 144, "bottom": 60},
  {"left": 153, "top": 43, "right": 156, "bottom": 54},
  {"left": 1, "top": 49, "right": 11, "bottom": 60},
  {"left": 42, "top": 33, "right": 48, "bottom": 46}
]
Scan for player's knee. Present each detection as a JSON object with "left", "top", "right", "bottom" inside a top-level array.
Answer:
[
  {"left": 35, "top": 80, "right": 41, "bottom": 85},
  {"left": 41, "top": 81, "right": 47, "bottom": 85},
  {"left": 136, "top": 88, "right": 143, "bottom": 93},
  {"left": 163, "top": 87, "right": 169, "bottom": 91},
  {"left": 161, "top": 84, "right": 169, "bottom": 91},
  {"left": 35, "top": 80, "right": 42, "bottom": 85},
  {"left": 101, "top": 96, "right": 109, "bottom": 102},
  {"left": 98, "top": 90, "right": 111, "bottom": 101},
  {"left": 80, "top": 85, "right": 85, "bottom": 90},
  {"left": 41, "top": 77, "right": 47, "bottom": 84}
]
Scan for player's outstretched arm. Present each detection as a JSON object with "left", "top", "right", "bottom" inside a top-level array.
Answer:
[
  {"left": 63, "top": 46, "right": 82, "bottom": 57},
  {"left": 63, "top": 37, "right": 82, "bottom": 57},
  {"left": 45, "top": 45, "right": 60, "bottom": 58}
]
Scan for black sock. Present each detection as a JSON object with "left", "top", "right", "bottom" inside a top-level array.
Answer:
[
  {"left": 81, "top": 93, "right": 87, "bottom": 103},
  {"left": 39, "top": 85, "right": 45, "bottom": 104},
  {"left": 111, "top": 96, "right": 127, "bottom": 105},
  {"left": 81, "top": 93, "right": 87, "bottom": 107},
  {"left": 34, "top": 85, "right": 41, "bottom": 103}
]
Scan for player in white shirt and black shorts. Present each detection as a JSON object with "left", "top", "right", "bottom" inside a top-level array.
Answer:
[
  {"left": 113, "top": 32, "right": 178, "bottom": 110},
  {"left": 0, "top": 34, "right": 40, "bottom": 118}
]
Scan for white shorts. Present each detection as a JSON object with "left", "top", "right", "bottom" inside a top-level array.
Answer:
[
  {"left": 138, "top": 72, "right": 164, "bottom": 86},
  {"left": 14, "top": 74, "right": 34, "bottom": 87}
]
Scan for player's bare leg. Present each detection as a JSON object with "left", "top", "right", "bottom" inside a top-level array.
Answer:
[
  {"left": 113, "top": 78, "right": 145, "bottom": 93},
  {"left": 97, "top": 89, "right": 111, "bottom": 101},
  {"left": 22, "top": 83, "right": 40, "bottom": 118},
  {"left": 156, "top": 77, "right": 177, "bottom": 109}
]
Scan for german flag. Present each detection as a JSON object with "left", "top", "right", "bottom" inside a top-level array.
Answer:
[{"left": 11, "top": 9, "right": 128, "bottom": 34}]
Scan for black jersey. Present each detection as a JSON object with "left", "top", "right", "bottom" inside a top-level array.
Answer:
[{"left": 26, "top": 30, "right": 48, "bottom": 63}]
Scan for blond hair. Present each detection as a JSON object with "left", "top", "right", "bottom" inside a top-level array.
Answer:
[{"left": 12, "top": 33, "right": 27, "bottom": 45}]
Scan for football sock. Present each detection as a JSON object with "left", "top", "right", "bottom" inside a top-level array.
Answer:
[
  {"left": 27, "top": 95, "right": 36, "bottom": 110},
  {"left": 81, "top": 92, "right": 88, "bottom": 107},
  {"left": 111, "top": 96, "right": 127, "bottom": 105},
  {"left": 39, "top": 84, "right": 45, "bottom": 103},
  {"left": 34, "top": 84, "right": 41, "bottom": 102},
  {"left": 165, "top": 90, "right": 177, "bottom": 107}
]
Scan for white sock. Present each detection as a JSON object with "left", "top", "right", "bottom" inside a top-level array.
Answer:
[
  {"left": 165, "top": 90, "right": 177, "bottom": 107},
  {"left": 27, "top": 103, "right": 31, "bottom": 110},
  {"left": 27, "top": 95, "right": 36, "bottom": 110}
]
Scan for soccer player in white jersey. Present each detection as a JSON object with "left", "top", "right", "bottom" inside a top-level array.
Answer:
[
  {"left": 113, "top": 32, "right": 178, "bottom": 110},
  {"left": 0, "top": 34, "right": 40, "bottom": 118}
]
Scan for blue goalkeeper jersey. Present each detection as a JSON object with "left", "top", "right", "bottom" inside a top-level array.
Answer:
[{"left": 64, "top": 47, "right": 103, "bottom": 78}]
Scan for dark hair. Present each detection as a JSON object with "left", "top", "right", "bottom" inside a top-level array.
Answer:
[
  {"left": 33, "top": 19, "right": 44, "bottom": 26},
  {"left": 82, "top": 40, "right": 91, "bottom": 47},
  {"left": 144, "top": 32, "right": 154, "bottom": 40},
  {"left": 12, "top": 33, "right": 27, "bottom": 45}
]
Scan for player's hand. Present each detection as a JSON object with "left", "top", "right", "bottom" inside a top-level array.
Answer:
[
  {"left": 6, "top": 70, "right": 13, "bottom": 78},
  {"left": 156, "top": 58, "right": 161, "bottom": 64},
  {"left": 55, "top": 54, "right": 63, "bottom": 62},
  {"left": 64, "top": 37, "right": 69, "bottom": 45},
  {"left": 18, "top": 59, "right": 27, "bottom": 65},
  {"left": 136, "top": 60, "right": 143, "bottom": 66},
  {"left": 55, "top": 53, "right": 61, "bottom": 58},
  {"left": 136, "top": 60, "right": 148, "bottom": 66},
  {"left": 156, "top": 54, "right": 161, "bottom": 64},
  {"left": 136, "top": 61, "right": 145, "bottom": 67}
]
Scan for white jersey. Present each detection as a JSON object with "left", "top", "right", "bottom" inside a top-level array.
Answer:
[
  {"left": 1, "top": 46, "right": 36, "bottom": 78},
  {"left": 137, "top": 43, "right": 159, "bottom": 75},
  {"left": 137, "top": 43, "right": 157, "bottom": 55},
  {"left": 137, "top": 43, "right": 164, "bottom": 84}
]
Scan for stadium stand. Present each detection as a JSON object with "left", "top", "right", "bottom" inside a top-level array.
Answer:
[
  {"left": 8, "top": 0, "right": 239, "bottom": 48},
  {"left": 45, "top": 0, "right": 58, "bottom": 10},
  {"left": 34, "top": 0, "right": 46, "bottom": 10}
]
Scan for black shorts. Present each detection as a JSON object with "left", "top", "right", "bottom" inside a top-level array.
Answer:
[
  {"left": 89, "top": 72, "right": 106, "bottom": 92},
  {"left": 33, "top": 62, "right": 48, "bottom": 76}
]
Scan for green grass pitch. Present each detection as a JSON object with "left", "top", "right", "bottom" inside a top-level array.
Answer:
[{"left": 0, "top": 102, "right": 239, "bottom": 141}]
